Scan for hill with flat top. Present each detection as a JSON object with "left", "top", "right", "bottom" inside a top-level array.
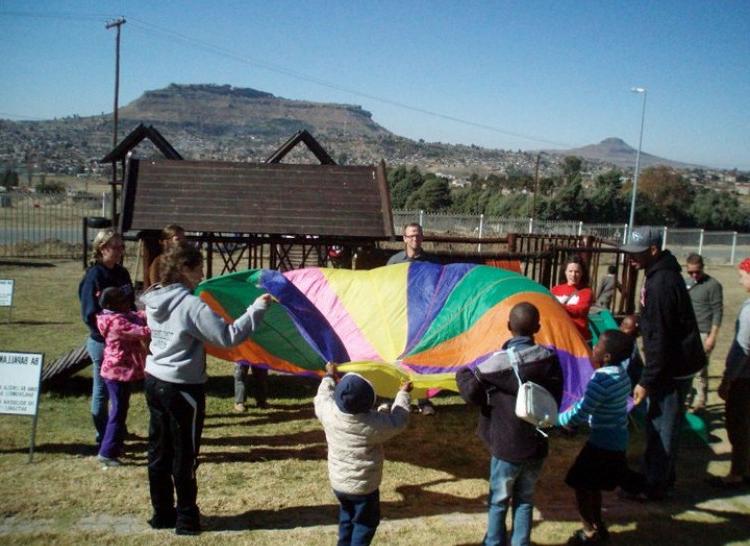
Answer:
[{"left": 0, "top": 84, "right": 712, "bottom": 177}]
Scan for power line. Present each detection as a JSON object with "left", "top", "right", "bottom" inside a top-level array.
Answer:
[
  {"left": 2, "top": 10, "right": 574, "bottom": 149},
  {"left": 125, "top": 16, "right": 573, "bottom": 148},
  {"left": 0, "top": 10, "right": 115, "bottom": 21}
]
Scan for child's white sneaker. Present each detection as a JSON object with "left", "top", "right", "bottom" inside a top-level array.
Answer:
[{"left": 97, "top": 455, "right": 121, "bottom": 467}]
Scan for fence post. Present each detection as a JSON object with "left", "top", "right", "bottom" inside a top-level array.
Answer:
[
  {"left": 662, "top": 226, "right": 668, "bottom": 251},
  {"left": 731, "top": 231, "right": 738, "bottom": 265},
  {"left": 101, "top": 192, "right": 107, "bottom": 217},
  {"left": 419, "top": 209, "right": 424, "bottom": 229},
  {"left": 478, "top": 214, "right": 484, "bottom": 253},
  {"left": 623, "top": 224, "right": 629, "bottom": 244},
  {"left": 528, "top": 217, "right": 533, "bottom": 234},
  {"left": 698, "top": 229, "right": 704, "bottom": 255},
  {"left": 578, "top": 221, "right": 583, "bottom": 236}
]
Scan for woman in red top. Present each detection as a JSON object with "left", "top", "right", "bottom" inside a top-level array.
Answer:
[{"left": 551, "top": 255, "right": 593, "bottom": 342}]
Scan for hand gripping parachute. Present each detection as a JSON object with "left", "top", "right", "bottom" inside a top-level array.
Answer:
[{"left": 195, "top": 262, "right": 593, "bottom": 410}]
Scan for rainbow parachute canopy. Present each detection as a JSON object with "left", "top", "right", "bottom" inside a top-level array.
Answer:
[{"left": 195, "top": 262, "right": 593, "bottom": 409}]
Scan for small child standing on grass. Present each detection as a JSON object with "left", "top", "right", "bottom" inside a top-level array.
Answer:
[
  {"left": 314, "top": 363, "right": 412, "bottom": 546},
  {"left": 559, "top": 329, "right": 645, "bottom": 545},
  {"left": 96, "top": 286, "right": 150, "bottom": 467},
  {"left": 619, "top": 315, "right": 644, "bottom": 392}
]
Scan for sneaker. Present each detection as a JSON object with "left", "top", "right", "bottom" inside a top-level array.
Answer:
[
  {"left": 96, "top": 455, "right": 121, "bottom": 467},
  {"left": 148, "top": 511, "right": 177, "bottom": 529},
  {"left": 233, "top": 402, "right": 246, "bottom": 413},
  {"left": 419, "top": 400, "right": 436, "bottom": 416},
  {"left": 567, "top": 529, "right": 603, "bottom": 545},
  {"left": 175, "top": 520, "right": 201, "bottom": 536},
  {"left": 377, "top": 402, "right": 391, "bottom": 413}
]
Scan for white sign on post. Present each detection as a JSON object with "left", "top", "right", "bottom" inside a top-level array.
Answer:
[
  {"left": 0, "top": 351, "right": 43, "bottom": 463},
  {"left": 0, "top": 280, "right": 13, "bottom": 307},
  {"left": 0, "top": 351, "right": 43, "bottom": 416}
]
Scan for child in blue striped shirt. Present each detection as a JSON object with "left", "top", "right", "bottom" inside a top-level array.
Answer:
[{"left": 559, "top": 329, "right": 644, "bottom": 545}]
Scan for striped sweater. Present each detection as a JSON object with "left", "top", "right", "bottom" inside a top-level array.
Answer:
[{"left": 558, "top": 363, "right": 631, "bottom": 451}]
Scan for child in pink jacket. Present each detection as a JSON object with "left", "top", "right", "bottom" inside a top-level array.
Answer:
[{"left": 96, "top": 286, "right": 150, "bottom": 466}]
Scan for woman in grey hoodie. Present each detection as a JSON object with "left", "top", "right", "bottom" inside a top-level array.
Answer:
[{"left": 140, "top": 242, "right": 271, "bottom": 535}]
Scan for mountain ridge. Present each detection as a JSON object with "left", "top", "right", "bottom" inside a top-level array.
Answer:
[{"left": 0, "top": 83, "right": 717, "bottom": 176}]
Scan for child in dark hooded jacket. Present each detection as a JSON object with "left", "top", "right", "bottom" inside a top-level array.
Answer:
[
  {"left": 456, "top": 302, "right": 563, "bottom": 546},
  {"left": 314, "top": 363, "right": 412, "bottom": 546}
]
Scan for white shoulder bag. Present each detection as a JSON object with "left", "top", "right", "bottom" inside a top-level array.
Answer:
[{"left": 508, "top": 347, "right": 559, "bottom": 436}]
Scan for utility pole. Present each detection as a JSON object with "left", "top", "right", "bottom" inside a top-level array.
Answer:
[{"left": 106, "top": 17, "right": 125, "bottom": 225}]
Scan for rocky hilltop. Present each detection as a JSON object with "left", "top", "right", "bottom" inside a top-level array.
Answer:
[
  {"left": 119, "top": 84, "right": 390, "bottom": 139},
  {"left": 0, "top": 83, "right": 714, "bottom": 179}
]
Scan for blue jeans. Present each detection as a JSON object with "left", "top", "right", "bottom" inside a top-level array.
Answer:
[
  {"left": 484, "top": 456, "right": 543, "bottom": 546},
  {"left": 333, "top": 489, "right": 380, "bottom": 546},
  {"left": 86, "top": 337, "right": 108, "bottom": 444},
  {"left": 643, "top": 378, "right": 692, "bottom": 498},
  {"left": 233, "top": 363, "right": 268, "bottom": 406}
]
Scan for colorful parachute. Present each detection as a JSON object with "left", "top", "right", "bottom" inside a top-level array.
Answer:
[{"left": 195, "top": 262, "right": 593, "bottom": 409}]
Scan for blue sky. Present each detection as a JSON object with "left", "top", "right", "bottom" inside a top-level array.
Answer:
[{"left": 1, "top": 1, "right": 748, "bottom": 169}]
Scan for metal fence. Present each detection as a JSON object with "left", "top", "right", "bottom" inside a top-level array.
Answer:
[
  {"left": 394, "top": 210, "right": 750, "bottom": 265},
  {"left": 2, "top": 194, "right": 749, "bottom": 264},
  {"left": 663, "top": 228, "right": 750, "bottom": 266},
  {"left": 0, "top": 190, "right": 108, "bottom": 258}
]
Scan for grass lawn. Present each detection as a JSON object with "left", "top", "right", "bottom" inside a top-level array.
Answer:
[{"left": 0, "top": 258, "right": 749, "bottom": 545}]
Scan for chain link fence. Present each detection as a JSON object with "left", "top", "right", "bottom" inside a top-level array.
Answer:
[
  {"left": 394, "top": 210, "right": 750, "bottom": 264},
  {"left": 664, "top": 228, "right": 750, "bottom": 265}
]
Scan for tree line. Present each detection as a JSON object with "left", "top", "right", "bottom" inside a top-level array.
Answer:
[{"left": 388, "top": 157, "right": 749, "bottom": 231}]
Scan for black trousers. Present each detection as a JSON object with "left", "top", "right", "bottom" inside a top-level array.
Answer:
[
  {"left": 145, "top": 375, "right": 206, "bottom": 527},
  {"left": 726, "top": 378, "right": 750, "bottom": 478}
]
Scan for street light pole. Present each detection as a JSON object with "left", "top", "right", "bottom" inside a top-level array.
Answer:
[{"left": 627, "top": 87, "right": 647, "bottom": 237}]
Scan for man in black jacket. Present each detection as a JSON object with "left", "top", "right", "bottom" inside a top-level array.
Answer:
[
  {"left": 622, "top": 227, "right": 706, "bottom": 500},
  {"left": 456, "top": 302, "right": 563, "bottom": 546}
]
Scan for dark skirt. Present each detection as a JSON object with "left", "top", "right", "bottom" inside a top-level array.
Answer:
[{"left": 565, "top": 442, "right": 634, "bottom": 491}]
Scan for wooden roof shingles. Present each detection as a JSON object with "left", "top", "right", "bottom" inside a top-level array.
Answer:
[{"left": 120, "top": 159, "right": 394, "bottom": 239}]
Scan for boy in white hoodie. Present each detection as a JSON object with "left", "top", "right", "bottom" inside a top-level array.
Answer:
[{"left": 314, "top": 363, "right": 412, "bottom": 546}]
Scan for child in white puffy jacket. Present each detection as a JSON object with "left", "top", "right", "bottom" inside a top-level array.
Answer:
[{"left": 314, "top": 363, "right": 412, "bottom": 546}]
